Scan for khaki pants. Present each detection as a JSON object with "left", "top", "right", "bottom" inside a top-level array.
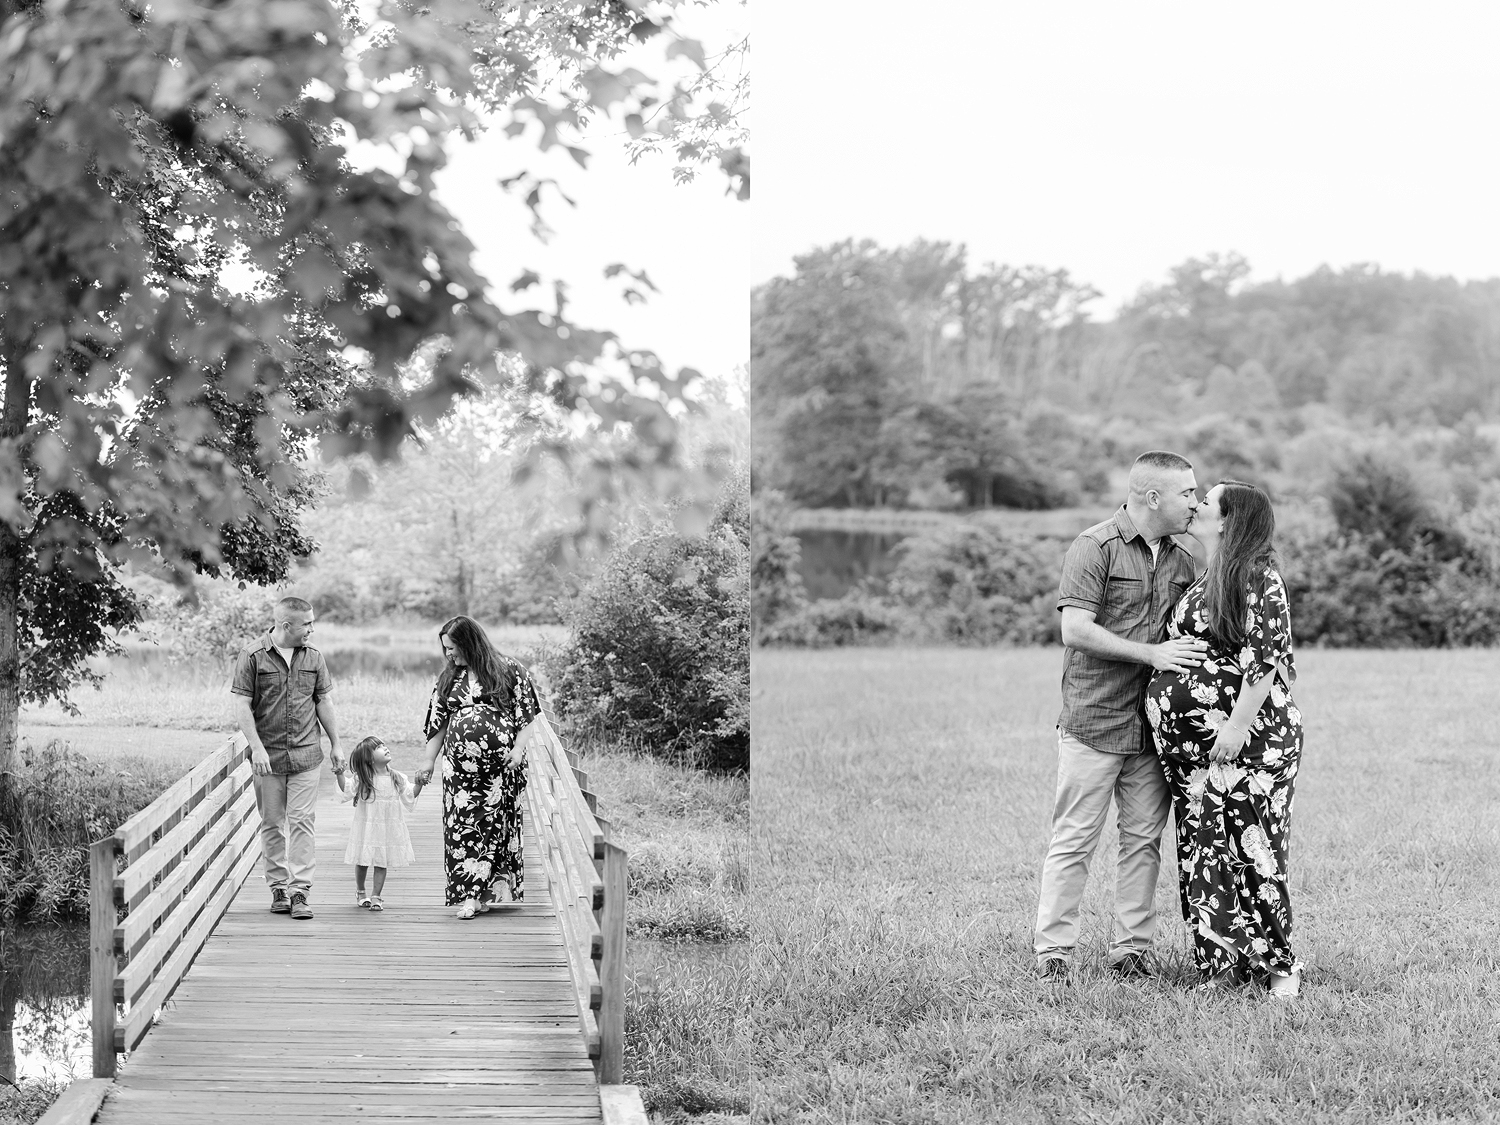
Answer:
[
  {"left": 254, "top": 767, "right": 321, "bottom": 898},
  {"left": 1034, "top": 729, "right": 1170, "bottom": 964}
]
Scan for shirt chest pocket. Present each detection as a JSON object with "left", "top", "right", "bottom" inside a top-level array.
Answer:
[
  {"left": 1102, "top": 573, "right": 1143, "bottom": 622},
  {"left": 1166, "top": 577, "right": 1191, "bottom": 613},
  {"left": 292, "top": 669, "right": 317, "bottom": 700}
]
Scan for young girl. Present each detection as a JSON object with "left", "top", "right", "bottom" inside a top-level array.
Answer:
[{"left": 333, "top": 736, "right": 416, "bottom": 910}]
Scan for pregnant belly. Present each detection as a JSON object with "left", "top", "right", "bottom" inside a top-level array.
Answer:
[
  {"left": 1145, "top": 668, "right": 1236, "bottom": 757},
  {"left": 446, "top": 706, "right": 510, "bottom": 757}
]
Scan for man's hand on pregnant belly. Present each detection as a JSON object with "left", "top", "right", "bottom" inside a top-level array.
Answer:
[{"left": 1149, "top": 637, "right": 1209, "bottom": 673}]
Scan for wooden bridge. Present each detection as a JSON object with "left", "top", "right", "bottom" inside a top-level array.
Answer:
[{"left": 44, "top": 714, "right": 640, "bottom": 1125}]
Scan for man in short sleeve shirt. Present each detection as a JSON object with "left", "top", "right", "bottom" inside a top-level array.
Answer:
[
  {"left": 232, "top": 596, "right": 343, "bottom": 920},
  {"left": 1034, "top": 451, "right": 1205, "bottom": 981}
]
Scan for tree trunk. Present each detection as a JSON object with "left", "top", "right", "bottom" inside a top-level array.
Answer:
[
  {"left": 0, "top": 342, "right": 27, "bottom": 781},
  {"left": 450, "top": 506, "right": 469, "bottom": 616},
  {"left": 0, "top": 971, "right": 18, "bottom": 1086}
]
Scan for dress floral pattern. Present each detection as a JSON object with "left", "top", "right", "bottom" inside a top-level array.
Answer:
[
  {"left": 1145, "top": 565, "right": 1304, "bottom": 980},
  {"left": 423, "top": 658, "right": 541, "bottom": 906}
]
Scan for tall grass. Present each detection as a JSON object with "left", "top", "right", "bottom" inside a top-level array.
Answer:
[
  {"left": 0, "top": 1078, "right": 65, "bottom": 1125},
  {"left": 587, "top": 748, "right": 750, "bottom": 1120},
  {"left": 0, "top": 741, "right": 182, "bottom": 923},
  {"left": 752, "top": 647, "right": 1500, "bottom": 1124}
]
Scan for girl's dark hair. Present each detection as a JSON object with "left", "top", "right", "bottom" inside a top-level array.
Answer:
[
  {"left": 348, "top": 736, "right": 386, "bottom": 806},
  {"left": 1202, "top": 479, "right": 1277, "bottom": 649},
  {"left": 435, "top": 616, "right": 515, "bottom": 710}
]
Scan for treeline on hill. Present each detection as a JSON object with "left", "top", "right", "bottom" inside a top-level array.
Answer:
[{"left": 752, "top": 240, "right": 1500, "bottom": 648}]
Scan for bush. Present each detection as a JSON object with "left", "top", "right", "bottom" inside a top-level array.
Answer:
[
  {"left": 752, "top": 494, "right": 1500, "bottom": 651},
  {"left": 887, "top": 520, "right": 1062, "bottom": 645},
  {"left": 140, "top": 582, "right": 278, "bottom": 666},
  {"left": 0, "top": 740, "right": 181, "bottom": 923},
  {"left": 1282, "top": 524, "right": 1500, "bottom": 647},
  {"left": 291, "top": 573, "right": 366, "bottom": 624},
  {"left": 547, "top": 474, "right": 749, "bottom": 772},
  {"left": 750, "top": 489, "right": 807, "bottom": 644},
  {"left": 757, "top": 589, "right": 904, "bottom": 648}
]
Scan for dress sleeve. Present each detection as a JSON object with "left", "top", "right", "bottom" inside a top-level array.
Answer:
[
  {"left": 1238, "top": 566, "right": 1294, "bottom": 683},
  {"left": 1056, "top": 534, "right": 1107, "bottom": 616},
  {"left": 422, "top": 677, "right": 450, "bottom": 741},
  {"left": 390, "top": 770, "right": 417, "bottom": 808},
  {"left": 514, "top": 665, "right": 541, "bottom": 728}
]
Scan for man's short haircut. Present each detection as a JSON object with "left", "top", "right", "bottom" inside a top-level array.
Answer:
[
  {"left": 274, "top": 596, "right": 314, "bottom": 620},
  {"left": 1132, "top": 450, "right": 1193, "bottom": 475},
  {"left": 1127, "top": 450, "right": 1194, "bottom": 500}
]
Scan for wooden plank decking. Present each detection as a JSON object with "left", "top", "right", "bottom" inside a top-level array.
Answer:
[{"left": 94, "top": 769, "right": 601, "bottom": 1123}]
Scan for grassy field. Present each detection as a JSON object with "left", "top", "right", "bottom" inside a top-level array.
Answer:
[
  {"left": 11, "top": 639, "right": 746, "bottom": 1122},
  {"left": 751, "top": 647, "right": 1500, "bottom": 1124}
]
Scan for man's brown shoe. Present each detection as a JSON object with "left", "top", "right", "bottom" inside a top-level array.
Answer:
[
  {"left": 270, "top": 888, "right": 291, "bottom": 914},
  {"left": 1111, "top": 953, "right": 1153, "bottom": 980},
  {"left": 1037, "top": 957, "right": 1069, "bottom": 983},
  {"left": 289, "top": 892, "right": 313, "bottom": 920}
]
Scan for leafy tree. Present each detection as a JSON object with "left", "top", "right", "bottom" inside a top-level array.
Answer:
[
  {"left": 751, "top": 241, "right": 909, "bottom": 506},
  {"left": 298, "top": 383, "right": 578, "bottom": 623},
  {"left": 0, "top": 0, "right": 743, "bottom": 775},
  {"left": 1326, "top": 453, "right": 1437, "bottom": 551}
]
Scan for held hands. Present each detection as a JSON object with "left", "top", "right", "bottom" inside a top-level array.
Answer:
[
  {"left": 1149, "top": 636, "right": 1209, "bottom": 674},
  {"left": 1209, "top": 721, "right": 1251, "bottom": 763}
]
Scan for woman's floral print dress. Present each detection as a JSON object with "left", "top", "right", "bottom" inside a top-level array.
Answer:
[
  {"left": 423, "top": 658, "right": 541, "bottom": 905},
  {"left": 1145, "top": 565, "right": 1303, "bottom": 980}
]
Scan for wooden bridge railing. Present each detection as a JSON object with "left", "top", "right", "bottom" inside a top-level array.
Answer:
[
  {"left": 89, "top": 732, "right": 259, "bottom": 1077},
  {"left": 527, "top": 704, "right": 628, "bottom": 1084}
]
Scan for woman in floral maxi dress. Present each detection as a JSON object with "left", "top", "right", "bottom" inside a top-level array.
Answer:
[
  {"left": 415, "top": 616, "right": 543, "bottom": 919},
  {"left": 1145, "top": 480, "right": 1305, "bottom": 997}
]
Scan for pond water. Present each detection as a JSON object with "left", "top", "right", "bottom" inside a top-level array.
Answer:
[
  {"left": 794, "top": 530, "right": 910, "bottom": 600},
  {"left": 322, "top": 648, "right": 445, "bottom": 679},
  {"left": 0, "top": 924, "right": 92, "bottom": 1085}
]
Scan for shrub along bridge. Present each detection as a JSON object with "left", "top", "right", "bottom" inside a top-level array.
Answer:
[{"left": 47, "top": 710, "right": 637, "bottom": 1125}]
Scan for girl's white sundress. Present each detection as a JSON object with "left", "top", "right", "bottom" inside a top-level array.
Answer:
[{"left": 341, "top": 772, "right": 416, "bottom": 868}]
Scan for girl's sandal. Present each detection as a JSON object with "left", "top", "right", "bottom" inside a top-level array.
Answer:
[
  {"left": 456, "top": 900, "right": 478, "bottom": 920},
  {"left": 1267, "top": 970, "right": 1301, "bottom": 999},
  {"left": 357, "top": 892, "right": 372, "bottom": 908},
  {"left": 368, "top": 896, "right": 384, "bottom": 912}
]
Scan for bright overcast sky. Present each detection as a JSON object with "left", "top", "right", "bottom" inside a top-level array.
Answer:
[
  {"left": 755, "top": 1, "right": 1500, "bottom": 314},
  {"left": 432, "top": 3, "right": 749, "bottom": 383}
]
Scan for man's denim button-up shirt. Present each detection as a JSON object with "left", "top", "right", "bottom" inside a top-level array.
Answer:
[
  {"left": 231, "top": 636, "right": 333, "bottom": 774},
  {"left": 1056, "top": 507, "right": 1197, "bottom": 756}
]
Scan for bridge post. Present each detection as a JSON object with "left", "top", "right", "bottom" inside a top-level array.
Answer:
[
  {"left": 598, "top": 840, "right": 628, "bottom": 1084},
  {"left": 89, "top": 836, "right": 118, "bottom": 1078}
]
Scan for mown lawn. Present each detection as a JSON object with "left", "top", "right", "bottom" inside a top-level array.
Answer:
[{"left": 751, "top": 647, "right": 1500, "bottom": 1124}]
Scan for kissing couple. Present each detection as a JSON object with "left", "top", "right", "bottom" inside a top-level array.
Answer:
[{"left": 1033, "top": 450, "right": 1305, "bottom": 998}]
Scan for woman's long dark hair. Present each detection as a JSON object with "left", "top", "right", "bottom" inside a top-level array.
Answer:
[
  {"left": 435, "top": 615, "right": 515, "bottom": 709},
  {"left": 1202, "top": 479, "right": 1278, "bottom": 649}
]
